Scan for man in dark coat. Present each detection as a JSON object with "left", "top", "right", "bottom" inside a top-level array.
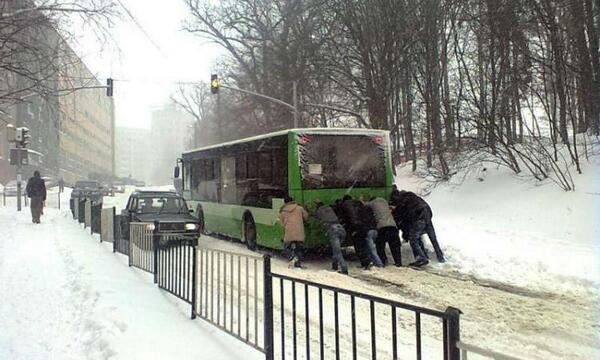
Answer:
[
  {"left": 25, "top": 170, "right": 47, "bottom": 224},
  {"left": 313, "top": 200, "right": 349, "bottom": 274},
  {"left": 391, "top": 190, "right": 445, "bottom": 266},
  {"left": 335, "top": 195, "right": 383, "bottom": 269}
]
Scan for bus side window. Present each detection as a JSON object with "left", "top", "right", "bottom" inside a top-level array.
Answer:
[
  {"left": 247, "top": 153, "right": 258, "bottom": 179},
  {"left": 236, "top": 154, "right": 247, "bottom": 180}
]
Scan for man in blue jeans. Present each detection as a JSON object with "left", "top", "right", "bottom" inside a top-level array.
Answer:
[
  {"left": 336, "top": 195, "right": 384, "bottom": 269},
  {"left": 313, "top": 201, "right": 349, "bottom": 274}
]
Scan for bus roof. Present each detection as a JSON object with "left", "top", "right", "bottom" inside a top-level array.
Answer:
[{"left": 182, "top": 127, "right": 389, "bottom": 155}]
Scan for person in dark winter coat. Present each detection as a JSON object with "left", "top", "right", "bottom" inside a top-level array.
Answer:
[
  {"left": 25, "top": 170, "right": 46, "bottom": 224},
  {"left": 279, "top": 195, "right": 308, "bottom": 268},
  {"left": 366, "top": 197, "right": 402, "bottom": 266},
  {"left": 391, "top": 190, "right": 445, "bottom": 266},
  {"left": 336, "top": 195, "right": 383, "bottom": 269},
  {"left": 313, "top": 200, "right": 349, "bottom": 274}
]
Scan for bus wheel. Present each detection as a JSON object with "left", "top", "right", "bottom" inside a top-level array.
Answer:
[
  {"left": 195, "top": 205, "right": 206, "bottom": 235},
  {"left": 243, "top": 213, "right": 257, "bottom": 251}
]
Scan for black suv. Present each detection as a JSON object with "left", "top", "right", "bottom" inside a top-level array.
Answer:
[
  {"left": 71, "top": 180, "right": 103, "bottom": 205},
  {"left": 120, "top": 190, "right": 200, "bottom": 240}
]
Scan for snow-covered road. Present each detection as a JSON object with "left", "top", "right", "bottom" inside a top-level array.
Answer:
[
  {"left": 0, "top": 207, "right": 264, "bottom": 360},
  {"left": 197, "top": 235, "right": 600, "bottom": 360}
]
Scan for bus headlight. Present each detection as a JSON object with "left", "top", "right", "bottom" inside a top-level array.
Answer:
[
  {"left": 185, "top": 223, "right": 199, "bottom": 231},
  {"left": 146, "top": 224, "right": 156, "bottom": 231}
]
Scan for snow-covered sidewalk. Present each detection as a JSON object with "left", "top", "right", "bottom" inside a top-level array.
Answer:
[{"left": 0, "top": 207, "right": 263, "bottom": 360}]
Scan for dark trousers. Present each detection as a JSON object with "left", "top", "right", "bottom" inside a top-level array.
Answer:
[
  {"left": 284, "top": 241, "right": 304, "bottom": 263},
  {"left": 402, "top": 218, "right": 444, "bottom": 262},
  {"left": 327, "top": 224, "right": 348, "bottom": 272},
  {"left": 352, "top": 227, "right": 383, "bottom": 268},
  {"left": 376, "top": 226, "right": 403, "bottom": 266},
  {"left": 30, "top": 196, "right": 44, "bottom": 223}
]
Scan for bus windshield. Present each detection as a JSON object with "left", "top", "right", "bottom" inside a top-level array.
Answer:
[{"left": 299, "top": 134, "right": 386, "bottom": 189}]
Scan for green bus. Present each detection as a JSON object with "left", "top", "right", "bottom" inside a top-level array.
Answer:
[{"left": 176, "top": 128, "right": 394, "bottom": 250}]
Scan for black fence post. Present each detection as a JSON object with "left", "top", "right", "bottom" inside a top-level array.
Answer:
[
  {"left": 128, "top": 222, "right": 132, "bottom": 267},
  {"left": 112, "top": 207, "right": 117, "bottom": 253},
  {"left": 58, "top": 191, "right": 61, "bottom": 210},
  {"left": 90, "top": 203, "right": 94, "bottom": 235},
  {"left": 3, "top": 192, "right": 5, "bottom": 206},
  {"left": 191, "top": 242, "right": 197, "bottom": 320},
  {"left": 153, "top": 220, "right": 159, "bottom": 284},
  {"left": 445, "top": 307, "right": 462, "bottom": 360},
  {"left": 263, "top": 255, "right": 274, "bottom": 360}
]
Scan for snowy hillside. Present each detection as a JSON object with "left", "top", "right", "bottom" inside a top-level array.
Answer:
[{"left": 395, "top": 148, "right": 600, "bottom": 298}]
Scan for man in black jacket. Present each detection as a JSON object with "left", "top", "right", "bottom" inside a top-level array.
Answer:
[
  {"left": 336, "top": 195, "right": 383, "bottom": 269},
  {"left": 25, "top": 170, "right": 46, "bottom": 224},
  {"left": 391, "top": 190, "right": 445, "bottom": 266}
]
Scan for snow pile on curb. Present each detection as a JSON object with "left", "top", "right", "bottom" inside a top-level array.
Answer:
[{"left": 395, "top": 151, "right": 600, "bottom": 297}]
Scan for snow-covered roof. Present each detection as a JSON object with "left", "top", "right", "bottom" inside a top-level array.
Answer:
[{"left": 182, "top": 127, "right": 390, "bottom": 155}]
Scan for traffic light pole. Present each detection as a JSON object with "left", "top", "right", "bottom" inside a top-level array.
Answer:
[
  {"left": 217, "top": 81, "right": 366, "bottom": 128},
  {"left": 16, "top": 142, "right": 22, "bottom": 212},
  {"left": 218, "top": 84, "right": 300, "bottom": 127}
]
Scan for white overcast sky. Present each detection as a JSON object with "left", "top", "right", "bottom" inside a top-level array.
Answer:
[{"left": 71, "top": 0, "right": 222, "bottom": 129}]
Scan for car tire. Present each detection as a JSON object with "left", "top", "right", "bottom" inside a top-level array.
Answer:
[
  {"left": 195, "top": 205, "right": 206, "bottom": 235},
  {"left": 242, "top": 212, "right": 257, "bottom": 251}
]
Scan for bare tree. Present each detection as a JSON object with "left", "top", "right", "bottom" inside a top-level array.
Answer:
[{"left": 0, "top": 0, "right": 117, "bottom": 118}]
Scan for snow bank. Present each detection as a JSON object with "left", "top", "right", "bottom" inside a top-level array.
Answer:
[
  {"left": 395, "top": 148, "right": 600, "bottom": 297},
  {"left": 0, "top": 207, "right": 263, "bottom": 360}
]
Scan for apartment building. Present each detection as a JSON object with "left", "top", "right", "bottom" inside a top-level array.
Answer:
[
  {"left": 115, "top": 126, "right": 152, "bottom": 182},
  {"left": 150, "top": 103, "right": 194, "bottom": 185}
]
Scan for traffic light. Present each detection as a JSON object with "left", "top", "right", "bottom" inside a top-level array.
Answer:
[
  {"left": 106, "top": 78, "right": 113, "bottom": 97},
  {"left": 210, "top": 74, "right": 219, "bottom": 94},
  {"left": 15, "top": 127, "right": 30, "bottom": 147}
]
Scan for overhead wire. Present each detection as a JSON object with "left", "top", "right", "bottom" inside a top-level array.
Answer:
[{"left": 115, "top": 0, "right": 167, "bottom": 58}]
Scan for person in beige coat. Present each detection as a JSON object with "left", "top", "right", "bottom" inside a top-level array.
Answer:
[{"left": 279, "top": 195, "right": 309, "bottom": 268}]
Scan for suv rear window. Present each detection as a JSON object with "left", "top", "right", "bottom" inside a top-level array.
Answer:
[{"left": 75, "top": 181, "right": 99, "bottom": 189}]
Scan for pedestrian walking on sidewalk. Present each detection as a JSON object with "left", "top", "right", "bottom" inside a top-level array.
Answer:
[
  {"left": 25, "top": 170, "right": 46, "bottom": 224},
  {"left": 279, "top": 195, "right": 308, "bottom": 268}
]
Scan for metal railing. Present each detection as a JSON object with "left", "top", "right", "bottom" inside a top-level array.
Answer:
[
  {"left": 457, "top": 342, "right": 525, "bottom": 360},
  {"left": 63, "top": 209, "right": 472, "bottom": 359},
  {"left": 113, "top": 215, "right": 129, "bottom": 256},
  {"left": 77, "top": 199, "right": 85, "bottom": 224},
  {"left": 197, "top": 247, "right": 266, "bottom": 352},
  {"left": 71, "top": 198, "right": 77, "bottom": 219},
  {"left": 90, "top": 203, "right": 102, "bottom": 235},
  {"left": 266, "top": 269, "right": 461, "bottom": 360},
  {"left": 155, "top": 235, "right": 198, "bottom": 319},
  {"left": 129, "top": 222, "right": 155, "bottom": 273}
]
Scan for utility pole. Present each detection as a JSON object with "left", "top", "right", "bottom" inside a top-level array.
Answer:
[
  {"left": 293, "top": 81, "right": 298, "bottom": 128},
  {"left": 16, "top": 141, "right": 22, "bottom": 211},
  {"left": 217, "top": 91, "right": 223, "bottom": 142}
]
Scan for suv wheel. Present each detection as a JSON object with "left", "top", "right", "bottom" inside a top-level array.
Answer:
[{"left": 195, "top": 205, "right": 206, "bottom": 235}]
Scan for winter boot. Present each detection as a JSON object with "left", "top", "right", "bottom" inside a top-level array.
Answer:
[{"left": 409, "top": 258, "right": 429, "bottom": 267}]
